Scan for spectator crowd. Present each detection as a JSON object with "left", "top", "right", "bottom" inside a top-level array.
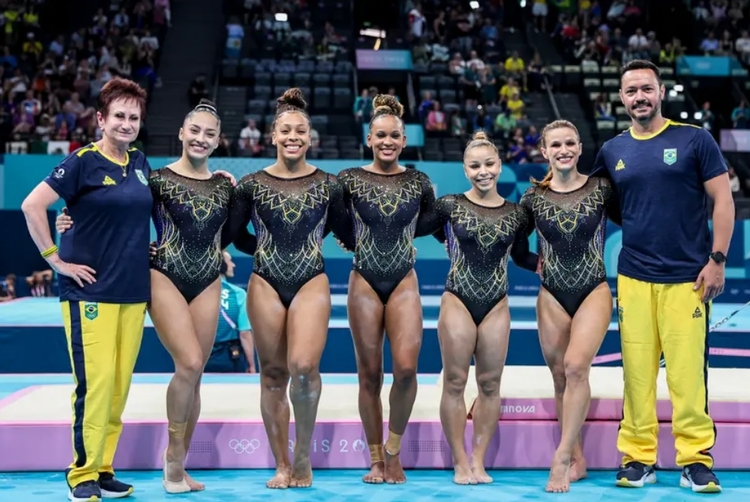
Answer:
[{"left": 1, "top": 0, "right": 169, "bottom": 155}]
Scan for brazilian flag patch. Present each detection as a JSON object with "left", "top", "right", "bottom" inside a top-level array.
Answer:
[{"left": 84, "top": 302, "right": 99, "bottom": 321}]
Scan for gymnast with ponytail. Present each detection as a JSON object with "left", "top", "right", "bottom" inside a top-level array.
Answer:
[{"left": 518, "top": 119, "right": 621, "bottom": 493}]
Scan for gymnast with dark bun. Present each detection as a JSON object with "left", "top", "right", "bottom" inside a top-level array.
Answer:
[
  {"left": 223, "top": 88, "right": 353, "bottom": 489},
  {"left": 336, "top": 94, "right": 436, "bottom": 484},
  {"left": 55, "top": 97, "right": 248, "bottom": 495},
  {"left": 419, "top": 130, "right": 537, "bottom": 485},
  {"left": 519, "top": 119, "right": 620, "bottom": 493}
]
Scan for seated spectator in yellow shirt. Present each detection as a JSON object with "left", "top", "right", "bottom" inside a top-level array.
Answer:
[
  {"left": 506, "top": 91, "right": 525, "bottom": 120},
  {"left": 499, "top": 77, "right": 520, "bottom": 103},
  {"left": 504, "top": 51, "right": 527, "bottom": 90}
]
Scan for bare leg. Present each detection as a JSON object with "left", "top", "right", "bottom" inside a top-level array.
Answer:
[
  {"left": 548, "top": 284, "right": 611, "bottom": 493},
  {"left": 348, "top": 271, "right": 387, "bottom": 484},
  {"left": 470, "top": 298, "right": 511, "bottom": 484},
  {"left": 149, "top": 271, "right": 205, "bottom": 493},
  {"left": 382, "top": 270, "right": 423, "bottom": 484},
  {"left": 537, "top": 287, "right": 578, "bottom": 473},
  {"left": 437, "top": 293, "right": 477, "bottom": 485},
  {"left": 247, "top": 274, "right": 292, "bottom": 489},
  {"left": 180, "top": 278, "right": 222, "bottom": 491},
  {"left": 286, "top": 274, "right": 331, "bottom": 488}
]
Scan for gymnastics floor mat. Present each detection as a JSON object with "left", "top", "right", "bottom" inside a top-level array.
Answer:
[{"left": 1, "top": 367, "right": 749, "bottom": 471}]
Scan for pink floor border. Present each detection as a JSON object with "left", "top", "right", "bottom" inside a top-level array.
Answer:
[{"left": 1, "top": 419, "right": 749, "bottom": 471}]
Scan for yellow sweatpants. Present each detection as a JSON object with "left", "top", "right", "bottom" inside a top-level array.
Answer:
[
  {"left": 62, "top": 301, "right": 146, "bottom": 487},
  {"left": 616, "top": 275, "right": 716, "bottom": 468}
]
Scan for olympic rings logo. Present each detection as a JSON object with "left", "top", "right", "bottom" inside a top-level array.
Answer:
[{"left": 228, "top": 439, "right": 261, "bottom": 454}]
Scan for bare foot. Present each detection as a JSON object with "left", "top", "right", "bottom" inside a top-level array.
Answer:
[
  {"left": 184, "top": 473, "right": 204, "bottom": 491},
  {"left": 266, "top": 466, "right": 292, "bottom": 489},
  {"left": 453, "top": 463, "right": 477, "bottom": 485},
  {"left": 164, "top": 449, "right": 185, "bottom": 484},
  {"left": 384, "top": 452, "right": 406, "bottom": 484},
  {"left": 545, "top": 455, "right": 571, "bottom": 493},
  {"left": 569, "top": 457, "right": 588, "bottom": 482},
  {"left": 469, "top": 459, "right": 493, "bottom": 484},
  {"left": 289, "top": 457, "right": 313, "bottom": 488},
  {"left": 363, "top": 462, "right": 385, "bottom": 484}
]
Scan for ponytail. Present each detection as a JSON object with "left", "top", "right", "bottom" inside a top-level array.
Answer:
[{"left": 532, "top": 168, "right": 554, "bottom": 188}]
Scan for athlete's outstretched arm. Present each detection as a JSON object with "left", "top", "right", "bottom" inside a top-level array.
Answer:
[
  {"left": 222, "top": 183, "right": 257, "bottom": 256},
  {"left": 513, "top": 192, "right": 540, "bottom": 272},
  {"left": 602, "top": 178, "right": 622, "bottom": 226},
  {"left": 415, "top": 193, "right": 451, "bottom": 242},
  {"left": 510, "top": 209, "right": 539, "bottom": 272},
  {"left": 325, "top": 175, "right": 355, "bottom": 251},
  {"left": 415, "top": 173, "right": 439, "bottom": 237}
]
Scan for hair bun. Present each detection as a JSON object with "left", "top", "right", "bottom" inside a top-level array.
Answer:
[
  {"left": 277, "top": 87, "right": 307, "bottom": 111},
  {"left": 372, "top": 94, "right": 404, "bottom": 117},
  {"left": 195, "top": 98, "right": 217, "bottom": 113},
  {"left": 472, "top": 130, "right": 488, "bottom": 142}
]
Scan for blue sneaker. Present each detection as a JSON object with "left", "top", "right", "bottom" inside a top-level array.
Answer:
[
  {"left": 615, "top": 462, "right": 657, "bottom": 488},
  {"left": 98, "top": 473, "right": 134, "bottom": 498},
  {"left": 68, "top": 480, "right": 101, "bottom": 502},
  {"left": 680, "top": 463, "right": 722, "bottom": 493}
]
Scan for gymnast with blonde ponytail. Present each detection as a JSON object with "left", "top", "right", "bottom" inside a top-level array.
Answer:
[
  {"left": 518, "top": 119, "right": 621, "bottom": 493},
  {"left": 418, "top": 130, "right": 539, "bottom": 485}
]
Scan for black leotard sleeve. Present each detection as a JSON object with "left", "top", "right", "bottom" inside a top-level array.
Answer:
[
  {"left": 602, "top": 178, "right": 622, "bottom": 226},
  {"left": 510, "top": 199, "right": 539, "bottom": 272},
  {"left": 223, "top": 177, "right": 257, "bottom": 256},
  {"left": 325, "top": 174, "right": 355, "bottom": 251},
  {"left": 414, "top": 172, "right": 439, "bottom": 237}
]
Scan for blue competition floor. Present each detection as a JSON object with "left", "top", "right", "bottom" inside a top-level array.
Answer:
[
  {"left": 1, "top": 469, "right": 750, "bottom": 501},
  {"left": 2, "top": 376, "right": 750, "bottom": 500}
]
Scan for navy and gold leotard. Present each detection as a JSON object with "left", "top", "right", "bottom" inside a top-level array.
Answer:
[
  {"left": 424, "top": 194, "right": 536, "bottom": 326},
  {"left": 227, "top": 169, "right": 352, "bottom": 308},
  {"left": 519, "top": 176, "right": 620, "bottom": 317},
  {"left": 150, "top": 168, "right": 236, "bottom": 304},
  {"left": 338, "top": 167, "right": 436, "bottom": 304}
]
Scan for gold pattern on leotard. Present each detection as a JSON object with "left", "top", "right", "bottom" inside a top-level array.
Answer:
[
  {"left": 520, "top": 178, "right": 612, "bottom": 294},
  {"left": 339, "top": 168, "right": 430, "bottom": 276},
  {"left": 238, "top": 170, "right": 332, "bottom": 287},
  {"left": 150, "top": 168, "right": 233, "bottom": 285},
  {"left": 443, "top": 195, "right": 530, "bottom": 304}
]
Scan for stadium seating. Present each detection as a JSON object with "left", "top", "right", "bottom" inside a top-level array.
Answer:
[
  {"left": 217, "top": 0, "right": 360, "bottom": 159},
  {"left": 2, "top": 0, "right": 166, "bottom": 156}
]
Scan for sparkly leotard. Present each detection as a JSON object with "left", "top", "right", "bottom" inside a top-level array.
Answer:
[
  {"left": 338, "top": 167, "right": 436, "bottom": 304},
  {"left": 519, "top": 176, "right": 620, "bottom": 317},
  {"left": 150, "top": 168, "right": 236, "bottom": 303},
  {"left": 422, "top": 194, "right": 536, "bottom": 325},
  {"left": 227, "top": 169, "right": 352, "bottom": 308}
]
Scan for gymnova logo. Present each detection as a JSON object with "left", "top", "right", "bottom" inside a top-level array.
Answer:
[
  {"left": 501, "top": 405, "right": 536, "bottom": 414},
  {"left": 229, "top": 439, "right": 261, "bottom": 454}
]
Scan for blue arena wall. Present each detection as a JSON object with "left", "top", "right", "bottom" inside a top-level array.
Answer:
[{"left": 3, "top": 155, "right": 750, "bottom": 301}]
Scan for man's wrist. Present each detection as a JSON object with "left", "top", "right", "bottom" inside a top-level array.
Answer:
[{"left": 710, "top": 251, "right": 727, "bottom": 265}]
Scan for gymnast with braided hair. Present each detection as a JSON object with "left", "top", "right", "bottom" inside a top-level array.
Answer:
[
  {"left": 519, "top": 119, "right": 621, "bottom": 493},
  {"left": 418, "top": 130, "right": 538, "bottom": 485},
  {"left": 337, "top": 94, "right": 437, "bottom": 484},
  {"left": 223, "top": 88, "right": 353, "bottom": 489},
  {"left": 55, "top": 98, "right": 252, "bottom": 494}
]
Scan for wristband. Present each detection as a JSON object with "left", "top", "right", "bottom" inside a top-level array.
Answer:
[{"left": 41, "top": 245, "right": 58, "bottom": 258}]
